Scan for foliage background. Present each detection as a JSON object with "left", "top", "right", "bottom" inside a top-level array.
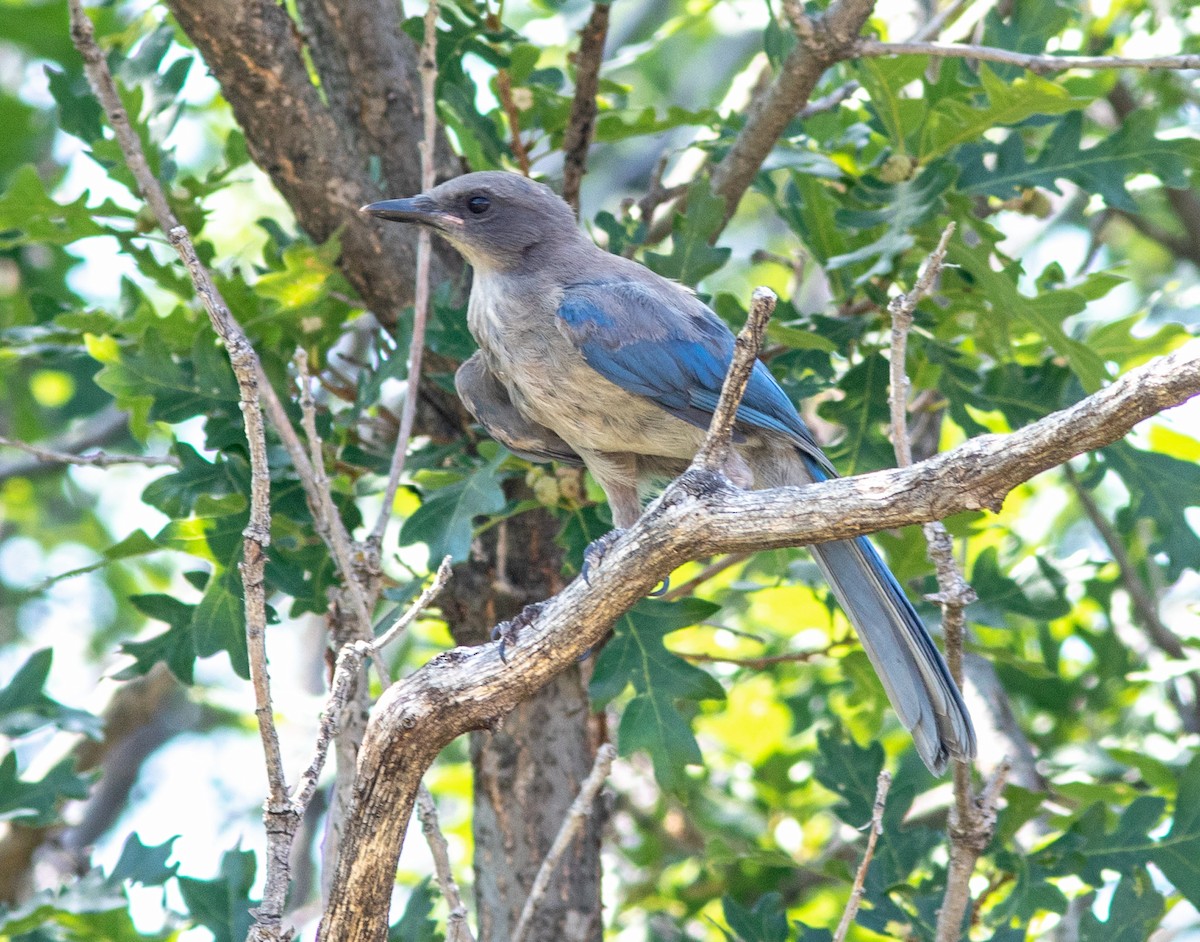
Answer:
[{"left": 0, "top": 0, "right": 1199, "bottom": 939}]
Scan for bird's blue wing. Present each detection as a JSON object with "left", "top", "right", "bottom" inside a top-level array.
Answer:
[{"left": 557, "top": 280, "right": 832, "bottom": 471}]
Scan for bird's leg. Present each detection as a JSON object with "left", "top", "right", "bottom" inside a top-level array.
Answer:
[
  {"left": 580, "top": 453, "right": 643, "bottom": 585},
  {"left": 492, "top": 600, "right": 546, "bottom": 663}
]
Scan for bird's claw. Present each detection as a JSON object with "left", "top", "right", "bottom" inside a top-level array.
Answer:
[
  {"left": 583, "top": 531, "right": 670, "bottom": 599},
  {"left": 581, "top": 530, "right": 623, "bottom": 585},
  {"left": 492, "top": 601, "right": 545, "bottom": 663}
]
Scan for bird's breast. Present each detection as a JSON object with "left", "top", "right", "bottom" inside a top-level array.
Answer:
[{"left": 466, "top": 281, "right": 706, "bottom": 460}]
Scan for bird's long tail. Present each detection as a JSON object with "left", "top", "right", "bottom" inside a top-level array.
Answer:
[{"left": 790, "top": 454, "right": 976, "bottom": 774}]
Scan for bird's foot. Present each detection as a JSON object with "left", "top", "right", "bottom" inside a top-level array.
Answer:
[
  {"left": 581, "top": 530, "right": 624, "bottom": 585},
  {"left": 492, "top": 601, "right": 545, "bottom": 664},
  {"left": 583, "top": 530, "right": 670, "bottom": 597}
]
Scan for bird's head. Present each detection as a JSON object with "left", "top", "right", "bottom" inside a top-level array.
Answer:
[{"left": 361, "top": 171, "right": 581, "bottom": 273}]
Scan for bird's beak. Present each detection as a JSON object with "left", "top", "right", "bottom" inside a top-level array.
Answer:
[{"left": 359, "top": 195, "right": 463, "bottom": 229}]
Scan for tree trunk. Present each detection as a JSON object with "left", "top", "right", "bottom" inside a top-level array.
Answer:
[
  {"left": 444, "top": 511, "right": 605, "bottom": 942},
  {"left": 164, "top": 1, "right": 605, "bottom": 934}
]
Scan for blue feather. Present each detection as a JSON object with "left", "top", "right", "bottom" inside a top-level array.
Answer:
[{"left": 558, "top": 282, "right": 831, "bottom": 470}]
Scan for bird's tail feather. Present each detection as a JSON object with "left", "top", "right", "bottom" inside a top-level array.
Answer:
[
  {"left": 808, "top": 536, "right": 976, "bottom": 773},
  {"left": 785, "top": 452, "right": 976, "bottom": 774}
]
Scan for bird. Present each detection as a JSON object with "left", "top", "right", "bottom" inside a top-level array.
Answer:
[{"left": 362, "top": 171, "right": 976, "bottom": 775}]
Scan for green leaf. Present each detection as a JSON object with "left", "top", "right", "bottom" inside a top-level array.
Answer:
[
  {"left": 118, "top": 594, "right": 198, "bottom": 685},
  {"left": 177, "top": 848, "right": 257, "bottom": 942},
  {"left": 921, "top": 66, "right": 1084, "bottom": 159},
  {"left": 813, "top": 729, "right": 884, "bottom": 827},
  {"left": 644, "top": 176, "right": 732, "bottom": 285},
  {"left": 400, "top": 451, "right": 507, "bottom": 563},
  {"left": 618, "top": 690, "right": 703, "bottom": 791},
  {"left": 107, "top": 834, "right": 178, "bottom": 887},
  {"left": 1149, "top": 753, "right": 1200, "bottom": 908},
  {"left": 0, "top": 648, "right": 101, "bottom": 738},
  {"left": 389, "top": 877, "right": 444, "bottom": 942},
  {"left": 969, "top": 546, "right": 1072, "bottom": 625},
  {"left": 958, "top": 111, "right": 1196, "bottom": 212},
  {"left": 594, "top": 105, "right": 717, "bottom": 144},
  {"left": 827, "top": 161, "right": 956, "bottom": 283},
  {"left": 143, "top": 444, "right": 239, "bottom": 519},
  {"left": 949, "top": 243, "right": 1109, "bottom": 392},
  {"left": 1078, "top": 868, "right": 1164, "bottom": 942},
  {"left": 590, "top": 598, "right": 725, "bottom": 791},
  {"left": 720, "top": 893, "right": 793, "bottom": 942},
  {"left": 855, "top": 57, "right": 929, "bottom": 154},
  {"left": 0, "top": 752, "right": 92, "bottom": 825},
  {"left": 190, "top": 564, "right": 250, "bottom": 680},
  {"left": 589, "top": 598, "right": 725, "bottom": 706},
  {"left": 0, "top": 164, "right": 107, "bottom": 249},
  {"left": 46, "top": 66, "right": 105, "bottom": 143},
  {"left": 1103, "top": 443, "right": 1200, "bottom": 581},
  {"left": 90, "top": 329, "right": 240, "bottom": 438}
]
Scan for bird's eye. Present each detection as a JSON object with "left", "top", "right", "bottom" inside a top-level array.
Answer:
[{"left": 467, "top": 195, "right": 491, "bottom": 215}]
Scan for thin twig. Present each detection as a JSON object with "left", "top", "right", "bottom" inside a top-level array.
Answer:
[
  {"left": 888, "top": 223, "right": 955, "bottom": 468},
  {"left": 373, "top": 556, "right": 453, "bottom": 655},
  {"left": 855, "top": 39, "right": 1200, "bottom": 71},
  {"left": 367, "top": 0, "right": 440, "bottom": 552},
  {"left": 510, "top": 743, "right": 617, "bottom": 942},
  {"left": 832, "top": 770, "right": 891, "bottom": 942},
  {"left": 415, "top": 784, "right": 475, "bottom": 942},
  {"left": 908, "top": 0, "right": 972, "bottom": 42},
  {"left": 0, "top": 436, "right": 182, "bottom": 470},
  {"left": 294, "top": 351, "right": 380, "bottom": 652},
  {"left": 65, "top": 6, "right": 291, "bottom": 937},
  {"left": 884, "top": 224, "right": 1007, "bottom": 942},
  {"left": 561, "top": 1, "right": 610, "bottom": 215},
  {"left": 495, "top": 69, "right": 532, "bottom": 176},
  {"left": 660, "top": 552, "right": 752, "bottom": 600},
  {"left": 797, "top": 80, "right": 860, "bottom": 118},
  {"left": 692, "top": 287, "right": 777, "bottom": 472},
  {"left": 1065, "top": 465, "right": 1200, "bottom": 731},
  {"left": 290, "top": 559, "right": 454, "bottom": 813},
  {"left": 676, "top": 644, "right": 848, "bottom": 670}
]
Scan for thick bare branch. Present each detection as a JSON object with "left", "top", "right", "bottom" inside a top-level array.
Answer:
[
  {"left": 709, "top": 0, "right": 876, "bottom": 228},
  {"left": 561, "top": 2, "right": 611, "bottom": 214},
  {"left": 320, "top": 326, "right": 1200, "bottom": 940}
]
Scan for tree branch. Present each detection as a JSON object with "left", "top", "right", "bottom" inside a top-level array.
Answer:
[
  {"left": 415, "top": 784, "right": 475, "bottom": 942},
  {"left": 854, "top": 39, "right": 1200, "bottom": 71},
  {"left": 0, "top": 435, "right": 180, "bottom": 471},
  {"left": 65, "top": 6, "right": 292, "bottom": 936},
  {"left": 510, "top": 743, "right": 616, "bottom": 942},
  {"left": 561, "top": 1, "right": 611, "bottom": 215},
  {"left": 0, "top": 408, "right": 131, "bottom": 482},
  {"left": 692, "top": 287, "right": 777, "bottom": 472},
  {"left": 367, "top": 0, "right": 440, "bottom": 551},
  {"left": 318, "top": 312, "right": 1200, "bottom": 939},
  {"left": 832, "top": 769, "right": 890, "bottom": 942},
  {"left": 708, "top": 0, "right": 876, "bottom": 228},
  {"left": 495, "top": 69, "right": 533, "bottom": 177}
]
